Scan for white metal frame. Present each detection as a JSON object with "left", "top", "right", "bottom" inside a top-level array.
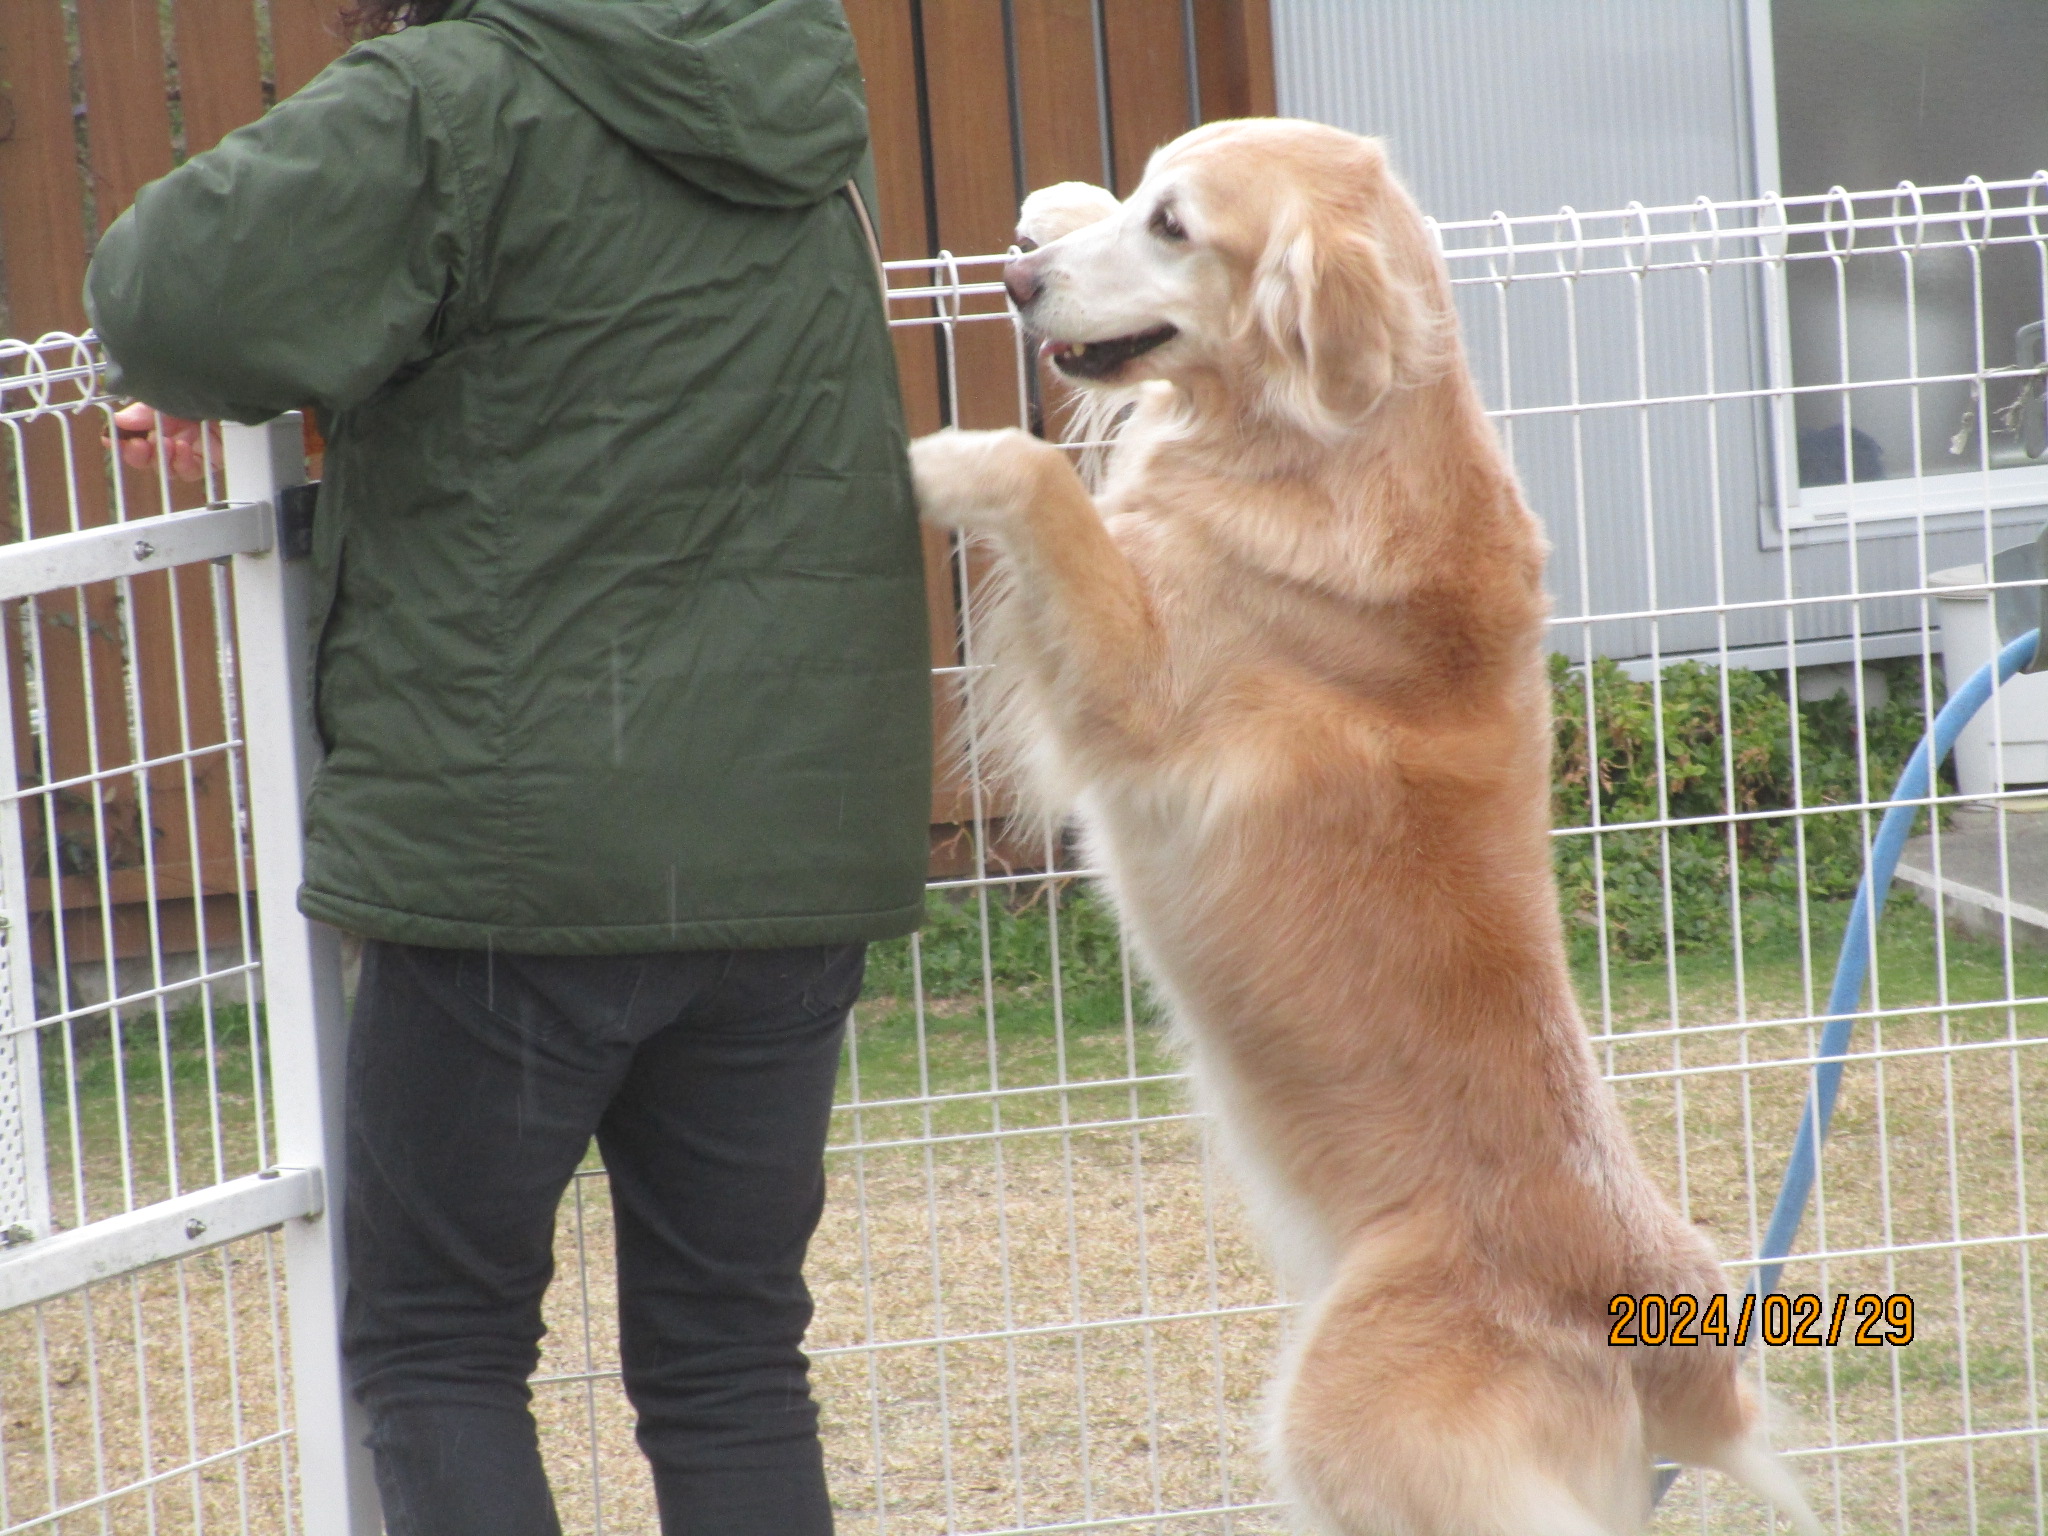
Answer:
[
  {"left": 0, "top": 349, "right": 375, "bottom": 1535},
  {"left": 791, "top": 202, "right": 2048, "bottom": 1532}
]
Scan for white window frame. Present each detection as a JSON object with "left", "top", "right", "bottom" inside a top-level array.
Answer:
[{"left": 1747, "top": 0, "right": 2048, "bottom": 531}]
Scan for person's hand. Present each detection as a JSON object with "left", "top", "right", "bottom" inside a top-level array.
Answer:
[{"left": 107, "top": 401, "right": 220, "bottom": 482}]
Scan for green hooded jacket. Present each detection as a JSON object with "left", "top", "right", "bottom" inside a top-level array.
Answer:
[{"left": 86, "top": 0, "right": 932, "bottom": 952}]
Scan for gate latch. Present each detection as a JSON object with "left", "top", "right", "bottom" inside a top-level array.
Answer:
[{"left": 277, "top": 481, "right": 319, "bottom": 562}]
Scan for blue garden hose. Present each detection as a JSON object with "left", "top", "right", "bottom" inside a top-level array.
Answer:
[
  {"left": 1751, "top": 624, "right": 2039, "bottom": 1297},
  {"left": 1652, "top": 625, "right": 2040, "bottom": 1506}
]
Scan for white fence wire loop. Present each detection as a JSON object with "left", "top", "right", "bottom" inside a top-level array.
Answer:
[{"left": 0, "top": 338, "right": 105, "bottom": 425}]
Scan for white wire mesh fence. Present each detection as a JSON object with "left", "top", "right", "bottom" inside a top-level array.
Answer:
[
  {"left": 0, "top": 346, "right": 296, "bottom": 1531},
  {"left": 8, "top": 172, "right": 2048, "bottom": 1536},
  {"left": 0, "top": 352, "right": 360, "bottom": 1536}
]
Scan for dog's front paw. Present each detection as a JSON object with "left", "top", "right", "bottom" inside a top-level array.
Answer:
[
  {"left": 1017, "top": 182, "right": 1120, "bottom": 248},
  {"left": 910, "top": 428, "right": 1057, "bottom": 533}
]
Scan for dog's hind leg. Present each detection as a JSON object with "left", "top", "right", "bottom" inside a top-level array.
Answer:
[{"left": 1269, "top": 1267, "right": 1652, "bottom": 1536}]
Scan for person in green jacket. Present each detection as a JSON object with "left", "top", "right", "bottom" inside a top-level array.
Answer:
[{"left": 87, "top": 0, "right": 931, "bottom": 1529}]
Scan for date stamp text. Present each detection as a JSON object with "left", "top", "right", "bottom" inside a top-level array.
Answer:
[{"left": 1607, "top": 1292, "right": 1914, "bottom": 1347}]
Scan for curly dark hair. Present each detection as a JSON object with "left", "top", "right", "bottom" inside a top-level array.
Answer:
[{"left": 339, "top": 0, "right": 455, "bottom": 38}]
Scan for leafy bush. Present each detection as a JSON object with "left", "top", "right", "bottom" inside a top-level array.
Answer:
[
  {"left": 1550, "top": 655, "right": 1941, "bottom": 958},
  {"left": 874, "top": 656, "right": 1946, "bottom": 1000},
  {"left": 865, "top": 883, "right": 1128, "bottom": 1001}
]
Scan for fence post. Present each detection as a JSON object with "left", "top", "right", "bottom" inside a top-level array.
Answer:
[
  {"left": 0, "top": 588, "right": 48, "bottom": 1248},
  {"left": 223, "top": 417, "right": 382, "bottom": 1536}
]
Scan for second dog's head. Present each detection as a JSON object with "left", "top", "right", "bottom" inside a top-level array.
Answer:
[{"left": 1004, "top": 120, "right": 1453, "bottom": 440}]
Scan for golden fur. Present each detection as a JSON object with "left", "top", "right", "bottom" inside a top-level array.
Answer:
[{"left": 908, "top": 120, "right": 1818, "bottom": 1536}]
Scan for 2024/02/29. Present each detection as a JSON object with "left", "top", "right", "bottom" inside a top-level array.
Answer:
[{"left": 1608, "top": 1293, "right": 1914, "bottom": 1348}]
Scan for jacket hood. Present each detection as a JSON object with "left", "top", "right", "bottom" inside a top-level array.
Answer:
[{"left": 439, "top": 0, "right": 869, "bottom": 206}]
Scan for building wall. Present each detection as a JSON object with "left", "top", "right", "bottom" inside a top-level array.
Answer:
[
  {"left": 1273, "top": 0, "right": 1756, "bottom": 224},
  {"left": 1270, "top": 0, "right": 2032, "bottom": 669}
]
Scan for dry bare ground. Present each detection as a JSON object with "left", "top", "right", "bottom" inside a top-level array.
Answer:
[
  {"left": 5, "top": 989, "right": 2046, "bottom": 1533},
  {"left": 527, "top": 996, "right": 2048, "bottom": 1535},
  {"left": 0, "top": 1233, "right": 296, "bottom": 1535}
]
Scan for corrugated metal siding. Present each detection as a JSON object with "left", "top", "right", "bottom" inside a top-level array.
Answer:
[
  {"left": 1270, "top": 0, "right": 2022, "bottom": 666},
  {"left": 1272, "top": 0, "right": 1754, "bottom": 223}
]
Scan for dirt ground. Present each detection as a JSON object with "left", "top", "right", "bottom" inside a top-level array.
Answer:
[
  {"left": 5, "top": 996, "right": 2047, "bottom": 1534},
  {"left": 527, "top": 995, "right": 2048, "bottom": 1536}
]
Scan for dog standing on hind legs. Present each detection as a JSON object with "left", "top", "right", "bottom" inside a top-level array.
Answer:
[{"left": 908, "top": 120, "right": 1823, "bottom": 1536}]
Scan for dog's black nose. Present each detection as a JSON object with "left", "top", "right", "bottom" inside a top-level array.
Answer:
[{"left": 1003, "top": 257, "right": 1042, "bottom": 310}]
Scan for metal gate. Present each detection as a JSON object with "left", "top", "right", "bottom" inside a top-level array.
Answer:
[{"left": 0, "top": 346, "right": 373, "bottom": 1534}]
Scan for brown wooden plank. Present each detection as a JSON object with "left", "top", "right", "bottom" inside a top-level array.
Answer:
[
  {"left": 73, "top": 2, "right": 248, "bottom": 917},
  {"left": 0, "top": 3, "right": 95, "bottom": 335},
  {"left": 1008, "top": 0, "right": 1117, "bottom": 451},
  {"left": 874, "top": 0, "right": 1035, "bottom": 832},
  {"left": 1101, "top": 0, "right": 1193, "bottom": 195},
  {"left": 844, "top": 0, "right": 968, "bottom": 837},
  {"left": 921, "top": 0, "right": 1021, "bottom": 262},
  {"left": 1193, "top": 0, "right": 1276, "bottom": 122},
  {"left": 35, "top": 1, "right": 159, "bottom": 875},
  {"left": 849, "top": 0, "right": 979, "bottom": 839},
  {"left": 915, "top": 0, "right": 1028, "bottom": 825},
  {"left": 920, "top": 0, "right": 1026, "bottom": 437},
  {"left": 1012, "top": 0, "right": 1111, "bottom": 194},
  {"left": 172, "top": 0, "right": 266, "bottom": 155},
  {"left": 843, "top": 0, "right": 945, "bottom": 442},
  {"left": 75, "top": 0, "right": 178, "bottom": 232},
  {"left": 130, "top": 560, "right": 241, "bottom": 932},
  {"left": 270, "top": 0, "right": 349, "bottom": 101},
  {"left": 844, "top": 0, "right": 930, "bottom": 263}
]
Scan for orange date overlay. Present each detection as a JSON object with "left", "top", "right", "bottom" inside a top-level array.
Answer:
[{"left": 1607, "top": 1292, "right": 1914, "bottom": 1347}]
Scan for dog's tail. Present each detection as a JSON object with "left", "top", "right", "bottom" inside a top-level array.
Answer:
[{"left": 1706, "top": 1437, "right": 1824, "bottom": 1536}]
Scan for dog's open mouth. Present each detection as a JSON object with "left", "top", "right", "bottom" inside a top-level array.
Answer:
[{"left": 1043, "top": 325, "right": 1178, "bottom": 380}]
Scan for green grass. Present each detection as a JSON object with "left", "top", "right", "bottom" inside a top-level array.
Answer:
[
  {"left": 840, "top": 885, "right": 1178, "bottom": 1147},
  {"left": 1585, "top": 887, "right": 2048, "bottom": 1031},
  {"left": 34, "top": 884, "right": 2048, "bottom": 1533},
  {"left": 50, "top": 878, "right": 2047, "bottom": 1192},
  {"left": 44, "top": 876, "right": 2048, "bottom": 1209},
  {"left": 37, "top": 996, "right": 270, "bottom": 1224},
  {"left": 850, "top": 878, "right": 2048, "bottom": 1083}
]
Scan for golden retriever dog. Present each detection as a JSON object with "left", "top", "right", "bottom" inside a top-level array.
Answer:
[{"left": 908, "top": 120, "right": 1820, "bottom": 1536}]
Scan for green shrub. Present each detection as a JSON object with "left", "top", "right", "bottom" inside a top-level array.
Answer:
[
  {"left": 1550, "top": 654, "right": 1941, "bottom": 959},
  {"left": 864, "top": 883, "right": 1128, "bottom": 1002},
  {"left": 872, "top": 657, "right": 1946, "bottom": 1000}
]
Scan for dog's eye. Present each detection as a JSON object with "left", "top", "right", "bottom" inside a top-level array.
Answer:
[{"left": 1150, "top": 205, "right": 1188, "bottom": 243}]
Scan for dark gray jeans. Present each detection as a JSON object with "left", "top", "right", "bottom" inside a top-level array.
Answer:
[{"left": 341, "top": 939, "right": 863, "bottom": 1536}]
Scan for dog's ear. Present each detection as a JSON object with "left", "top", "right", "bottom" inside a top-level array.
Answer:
[
  {"left": 1245, "top": 199, "right": 1445, "bottom": 436},
  {"left": 1017, "top": 182, "right": 1121, "bottom": 249}
]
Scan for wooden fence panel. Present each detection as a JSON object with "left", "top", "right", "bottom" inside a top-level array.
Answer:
[
  {"left": 918, "top": 0, "right": 1024, "bottom": 440},
  {"left": 1013, "top": 0, "right": 1115, "bottom": 194},
  {"left": 173, "top": 0, "right": 267, "bottom": 154},
  {"left": 1102, "top": 0, "right": 1196, "bottom": 192},
  {"left": 5, "top": 0, "right": 1275, "bottom": 892},
  {"left": 270, "top": 0, "right": 348, "bottom": 99},
  {"left": 75, "top": 0, "right": 177, "bottom": 232},
  {"left": 1194, "top": 0, "right": 1278, "bottom": 121}
]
